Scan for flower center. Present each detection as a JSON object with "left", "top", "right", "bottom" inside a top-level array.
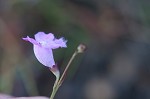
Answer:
[{"left": 40, "top": 41, "right": 47, "bottom": 46}]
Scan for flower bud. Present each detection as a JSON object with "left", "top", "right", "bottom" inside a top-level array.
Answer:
[
  {"left": 77, "top": 44, "right": 86, "bottom": 53},
  {"left": 49, "top": 65, "right": 60, "bottom": 79}
]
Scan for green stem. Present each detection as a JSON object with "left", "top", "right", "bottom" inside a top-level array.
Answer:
[
  {"left": 58, "top": 51, "right": 78, "bottom": 86},
  {"left": 49, "top": 51, "right": 79, "bottom": 99},
  {"left": 50, "top": 77, "right": 59, "bottom": 99}
]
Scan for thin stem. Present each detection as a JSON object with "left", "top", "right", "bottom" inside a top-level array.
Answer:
[
  {"left": 50, "top": 77, "right": 59, "bottom": 99},
  {"left": 58, "top": 51, "right": 78, "bottom": 85},
  {"left": 49, "top": 51, "right": 79, "bottom": 99}
]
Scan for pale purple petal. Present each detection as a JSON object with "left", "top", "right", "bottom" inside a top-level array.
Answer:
[
  {"left": 35, "top": 32, "right": 54, "bottom": 42},
  {"left": 54, "top": 37, "right": 67, "bottom": 48},
  {"left": 33, "top": 45, "right": 55, "bottom": 67},
  {"left": 42, "top": 37, "right": 67, "bottom": 49},
  {"left": 22, "top": 36, "right": 39, "bottom": 45},
  {"left": 46, "top": 33, "right": 55, "bottom": 40},
  {"left": 34, "top": 32, "right": 45, "bottom": 42}
]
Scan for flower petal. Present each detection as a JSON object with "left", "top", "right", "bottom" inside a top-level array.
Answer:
[
  {"left": 33, "top": 45, "right": 55, "bottom": 67},
  {"left": 22, "top": 36, "right": 39, "bottom": 45},
  {"left": 42, "top": 37, "right": 67, "bottom": 49},
  {"left": 54, "top": 37, "right": 67, "bottom": 48},
  {"left": 35, "top": 32, "right": 54, "bottom": 42}
]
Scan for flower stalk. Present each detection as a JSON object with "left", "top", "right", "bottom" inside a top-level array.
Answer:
[
  {"left": 49, "top": 78, "right": 59, "bottom": 99},
  {"left": 50, "top": 44, "right": 86, "bottom": 99}
]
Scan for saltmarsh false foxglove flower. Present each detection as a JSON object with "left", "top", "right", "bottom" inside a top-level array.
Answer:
[{"left": 22, "top": 32, "right": 67, "bottom": 69}]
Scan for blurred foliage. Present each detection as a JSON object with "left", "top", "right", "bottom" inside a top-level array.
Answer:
[{"left": 0, "top": 0, "right": 150, "bottom": 99}]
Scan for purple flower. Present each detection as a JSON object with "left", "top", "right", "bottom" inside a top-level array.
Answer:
[{"left": 23, "top": 32, "right": 67, "bottom": 68}]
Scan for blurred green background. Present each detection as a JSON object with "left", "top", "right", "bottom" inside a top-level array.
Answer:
[{"left": 0, "top": 0, "right": 150, "bottom": 99}]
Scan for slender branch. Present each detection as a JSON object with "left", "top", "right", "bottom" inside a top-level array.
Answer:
[
  {"left": 50, "top": 77, "right": 59, "bottom": 99},
  {"left": 58, "top": 51, "right": 78, "bottom": 86},
  {"left": 49, "top": 43, "right": 86, "bottom": 99},
  {"left": 49, "top": 51, "right": 79, "bottom": 99}
]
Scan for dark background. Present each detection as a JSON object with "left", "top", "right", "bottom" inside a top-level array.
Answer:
[{"left": 0, "top": 0, "right": 150, "bottom": 99}]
